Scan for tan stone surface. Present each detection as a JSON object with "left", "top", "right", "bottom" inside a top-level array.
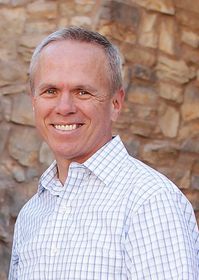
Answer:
[
  {"left": 156, "top": 55, "right": 196, "bottom": 84},
  {"left": 11, "top": 93, "right": 34, "bottom": 126},
  {"left": 138, "top": 12, "right": 158, "bottom": 48},
  {"left": 133, "top": 0, "right": 175, "bottom": 14},
  {"left": 158, "top": 105, "right": 180, "bottom": 138},
  {"left": 181, "top": 29, "right": 199, "bottom": 48},
  {"left": 175, "top": 0, "right": 199, "bottom": 13},
  {"left": 181, "top": 85, "right": 199, "bottom": 121},
  {"left": 122, "top": 45, "right": 156, "bottom": 66},
  {"left": 158, "top": 82, "right": 183, "bottom": 103},
  {"left": 159, "top": 17, "right": 176, "bottom": 55}
]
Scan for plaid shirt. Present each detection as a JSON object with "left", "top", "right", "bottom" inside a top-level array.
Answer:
[{"left": 9, "top": 136, "right": 199, "bottom": 279}]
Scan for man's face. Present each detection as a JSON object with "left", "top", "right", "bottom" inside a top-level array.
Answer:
[{"left": 32, "top": 40, "right": 124, "bottom": 164}]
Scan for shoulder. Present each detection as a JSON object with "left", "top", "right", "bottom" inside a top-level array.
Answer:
[
  {"left": 120, "top": 154, "right": 189, "bottom": 212},
  {"left": 15, "top": 193, "right": 40, "bottom": 224}
]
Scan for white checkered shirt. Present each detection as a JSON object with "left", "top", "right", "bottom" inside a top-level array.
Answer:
[{"left": 9, "top": 136, "right": 199, "bottom": 279}]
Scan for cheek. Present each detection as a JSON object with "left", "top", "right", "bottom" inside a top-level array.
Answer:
[{"left": 34, "top": 99, "right": 52, "bottom": 116}]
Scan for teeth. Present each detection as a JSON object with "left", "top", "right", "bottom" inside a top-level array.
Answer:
[{"left": 54, "top": 124, "right": 78, "bottom": 131}]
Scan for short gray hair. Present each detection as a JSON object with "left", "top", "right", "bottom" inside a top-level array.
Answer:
[{"left": 29, "top": 26, "right": 123, "bottom": 95}]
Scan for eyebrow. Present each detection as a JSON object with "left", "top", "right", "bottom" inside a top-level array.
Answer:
[
  {"left": 38, "top": 83, "right": 98, "bottom": 93},
  {"left": 38, "top": 83, "right": 58, "bottom": 92},
  {"left": 72, "top": 84, "right": 98, "bottom": 93}
]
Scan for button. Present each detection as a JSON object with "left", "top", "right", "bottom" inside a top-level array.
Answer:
[
  {"left": 59, "top": 204, "right": 71, "bottom": 214},
  {"left": 51, "top": 246, "right": 58, "bottom": 256}
]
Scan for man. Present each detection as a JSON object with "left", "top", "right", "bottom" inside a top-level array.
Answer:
[{"left": 9, "top": 26, "right": 199, "bottom": 279}]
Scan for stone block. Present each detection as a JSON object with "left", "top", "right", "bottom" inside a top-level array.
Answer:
[
  {"left": 0, "top": 84, "right": 26, "bottom": 96},
  {"left": 138, "top": 12, "right": 158, "bottom": 48},
  {"left": 127, "top": 85, "right": 157, "bottom": 106},
  {"left": 140, "top": 140, "right": 178, "bottom": 165},
  {"left": 159, "top": 17, "right": 176, "bottom": 55},
  {"left": 108, "top": 2, "right": 140, "bottom": 27},
  {"left": 181, "top": 29, "right": 199, "bottom": 48},
  {"left": 11, "top": 0, "right": 32, "bottom": 5},
  {"left": 27, "top": 1, "right": 58, "bottom": 19},
  {"left": 176, "top": 10, "right": 199, "bottom": 29},
  {"left": 159, "top": 153, "right": 194, "bottom": 189},
  {"left": 0, "top": 123, "right": 10, "bottom": 155},
  {"left": 181, "top": 136, "right": 199, "bottom": 154},
  {"left": 133, "top": 0, "right": 175, "bottom": 15},
  {"left": 70, "top": 16, "right": 92, "bottom": 27},
  {"left": 24, "top": 21, "right": 56, "bottom": 34},
  {"left": 192, "top": 176, "right": 199, "bottom": 190},
  {"left": 99, "top": 23, "right": 137, "bottom": 44},
  {"left": 193, "top": 160, "right": 199, "bottom": 174},
  {"left": 130, "top": 120, "right": 155, "bottom": 137},
  {"left": 12, "top": 165, "right": 26, "bottom": 183},
  {"left": 75, "top": 0, "right": 96, "bottom": 14},
  {"left": 158, "top": 82, "right": 183, "bottom": 103},
  {"left": 131, "top": 64, "right": 156, "bottom": 82},
  {"left": 181, "top": 85, "right": 199, "bottom": 121},
  {"left": 122, "top": 44, "right": 156, "bottom": 66},
  {"left": 158, "top": 105, "right": 180, "bottom": 138},
  {"left": 0, "top": 59, "right": 27, "bottom": 84},
  {"left": 182, "top": 47, "right": 199, "bottom": 66},
  {"left": 175, "top": 0, "right": 199, "bottom": 14},
  {"left": 0, "top": 7, "right": 26, "bottom": 36},
  {"left": 179, "top": 123, "right": 199, "bottom": 141},
  {"left": 0, "top": 97, "right": 12, "bottom": 121},
  {"left": 8, "top": 127, "right": 41, "bottom": 167},
  {"left": 11, "top": 93, "right": 34, "bottom": 126},
  {"left": 19, "top": 34, "right": 46, "bottom": 62},
  {"left": 59, "top": 2, "right": 77, "bottom": 17},
  {"left": 156, "top": 55, "right": 196, "bottom": 84}
]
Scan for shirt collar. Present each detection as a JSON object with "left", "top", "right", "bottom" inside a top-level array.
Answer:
[
  {"left": 38, "top": 135, "right": 129, "bottom": 195},
  {"left": 37, "top": 160, "right": 58, "bottom": 196},
  {"left": 83, "top": 135, "right": 129, "bottom": 186}
]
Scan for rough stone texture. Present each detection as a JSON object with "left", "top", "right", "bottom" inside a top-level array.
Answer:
[
  {"left": 0, "top": 0, "right": 199, "bottom": 278},
  {"left": 181, "top": 85, "right": 199, "bottom": 121},
  {"left": 158, "top": 82, "right": 183, "bottom": 103},
  {"left": 138, "top": 12, "right": 158, "bottom": 48},
  {"left": 134, "top": 0, "right": 175, "bottom": 15},
  {"left": 8, "top": 127, "right": 42, "bottom": 167},
  {"left": 181, "top": 28, "right": 199, "bottom": 48},
  {"left": 156, "top": 55, "right": 196, "bottom": 84},
  {"left": 159, "top": 17, "right": 176, "bottom": 55},
  {"left": 11, "top": 93, "right": 34, "bottom": 126},
  {"left": 158, "top": 105, "right": 180, "bottom": 138}
]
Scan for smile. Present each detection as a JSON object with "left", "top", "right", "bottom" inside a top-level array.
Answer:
[{"left": 54, "top": 124, "right": 82, "bottom": 131}]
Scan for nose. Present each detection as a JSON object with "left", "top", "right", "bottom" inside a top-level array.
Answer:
[{"left": 55, "top": 91, "right": 77, "bottom": 115}]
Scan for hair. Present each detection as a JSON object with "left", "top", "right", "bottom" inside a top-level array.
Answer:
[{"left": 29, "top": 26, "right": 123, "bottom": 95}]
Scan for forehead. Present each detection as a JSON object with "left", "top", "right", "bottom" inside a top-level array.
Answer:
[
  {"left": 33, "top": 40, "right": 111, "bottom": 91},
  {"left": 39, "top": 40, "right": 108, "bottom": 65}
]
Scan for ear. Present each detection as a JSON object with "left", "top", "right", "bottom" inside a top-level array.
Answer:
[{"left": 111, "top": 88, "right": 125, "bottom": 122}]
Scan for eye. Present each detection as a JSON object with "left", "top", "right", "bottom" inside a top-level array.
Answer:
[
  {"left": 45, "top": 88, "right": 56, "bottom": 95},
  {"left": 79, "top": 90, "right": 89, "bottom": 96},
  {"left": 77, "top": 90, "right": 92, "bottom": 99}
]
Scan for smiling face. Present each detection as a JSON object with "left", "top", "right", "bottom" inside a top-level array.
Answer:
[{"left": 31, "top": 40, "right": 124, "bottom": 171}]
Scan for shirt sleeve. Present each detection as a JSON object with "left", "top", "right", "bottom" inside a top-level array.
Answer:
[{"left": 124, "top": 190, "right": 199, "bottom": 280}]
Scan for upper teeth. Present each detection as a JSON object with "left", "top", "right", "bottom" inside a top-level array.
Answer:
[{"left": 54, "top": 124, "right": 77, "bottom": 131}]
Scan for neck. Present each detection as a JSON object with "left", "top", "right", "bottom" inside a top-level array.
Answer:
[{"left": 56, "top": 159, "right": 70, "bottom": 185}]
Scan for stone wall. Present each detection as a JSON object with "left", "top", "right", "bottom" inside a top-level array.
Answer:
[{"left": 0, "top": 0, "right": 199, "bottom": 278}]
